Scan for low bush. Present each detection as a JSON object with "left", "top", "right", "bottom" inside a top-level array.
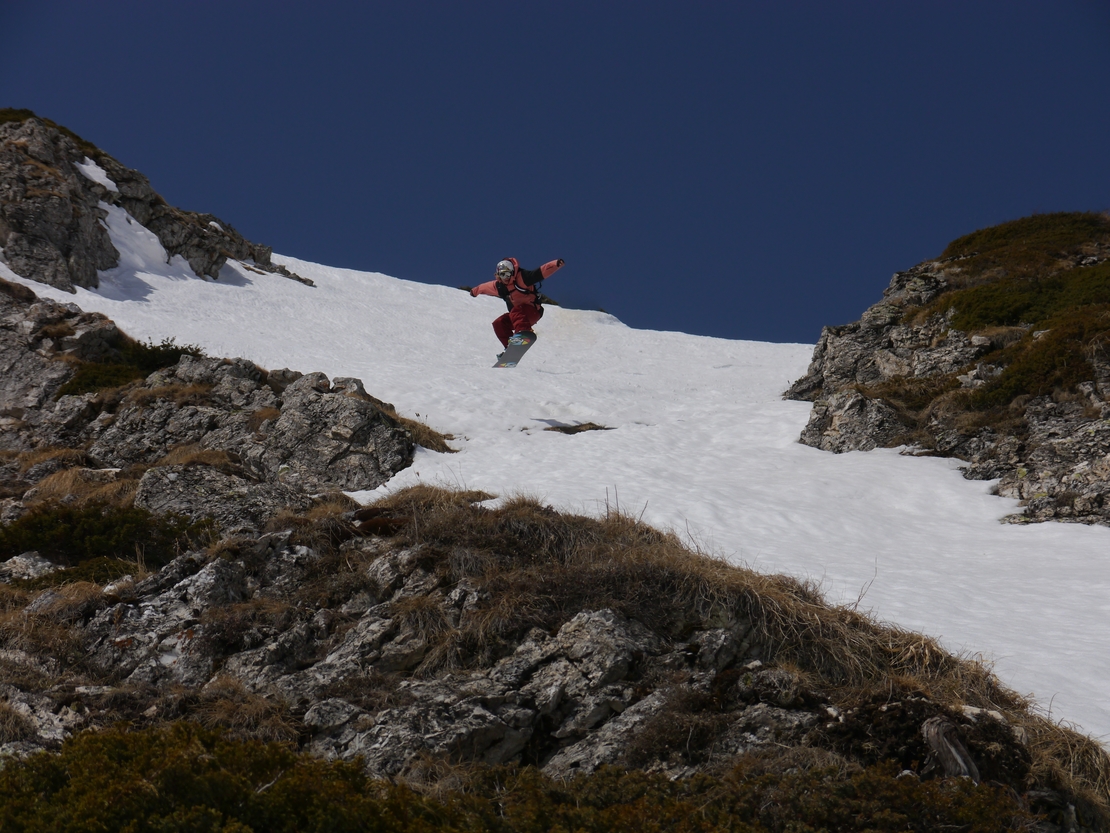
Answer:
[
  {"left": 969, "top": 306, "right": 1110, "bottom": 409},
  {"left": 0, "top": 723, "right": 1036, "bottom": 833},
  {"left": 56, "top": 336, "right": 205, "bottom": 397},
  {"left": 0, "top": 503, "right": 212, "bottom": 570},
  {"left": 940, "top": 211, "right": 1110, "bottom": 286}
]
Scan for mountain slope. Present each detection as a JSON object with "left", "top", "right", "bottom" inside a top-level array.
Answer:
[{"left": 6, "top": 194, "right": 1110, "bottom": 751}]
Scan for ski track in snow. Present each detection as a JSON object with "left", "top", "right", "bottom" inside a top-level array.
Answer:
[{"left": 3, "top": 206, "right": 1108, "bottom": 745}]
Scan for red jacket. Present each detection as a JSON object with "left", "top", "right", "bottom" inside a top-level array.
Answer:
[{"left": 471, "top": 258, "right": 564, "bottom": 310}]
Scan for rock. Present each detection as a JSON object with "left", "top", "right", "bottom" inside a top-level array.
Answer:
[
  {"left": 797, "top": 389, "right": 907, "bottom": 453},
  {"left": 0, "top": 119, "right": 118, "bottom": 291},
  {"left": 83, "top": 356, "right": 414, "bottom": 495},
  {"left": 237, "top": 371, "right": 415, "bottom": 492},
  {"left": 0, "top": 114, "right": 311, "bottom": 291},
  {"left": 922, "top": 716, "right": 980, "bottom": 782},
  {"left": 542, "top": 691, "right": 669, "bottom": 778},
  {"left": 786, "top": 256, "right": 1110, "bottom": 526},
  {"left": 132, "top": 465, "right": 312, "bottom": 536},
  {"left": 0, "top": 552, "right": 59, "bottom": 582}
]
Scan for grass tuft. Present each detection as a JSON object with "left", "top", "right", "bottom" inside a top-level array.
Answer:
[{"left": 56, "top": 336, "right": 206, "bottom": 397}]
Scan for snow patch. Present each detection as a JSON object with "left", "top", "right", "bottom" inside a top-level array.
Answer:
[{"left": 74, "top": 157, "right": 119, "bottom": 192}]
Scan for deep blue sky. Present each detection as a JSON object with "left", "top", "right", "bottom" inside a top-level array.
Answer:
[{"left": 3, "top": 2, "right": 1108, "bottom": 344}]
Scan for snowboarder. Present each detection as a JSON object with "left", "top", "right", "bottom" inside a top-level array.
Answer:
[{"left": 470, "top": 257, "right": 565, "bottom": 349}]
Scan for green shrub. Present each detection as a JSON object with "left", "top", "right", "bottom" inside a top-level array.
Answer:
[
  {"left": 56, "top": 361, "right": 146, "bottom": 396},
  {"left": 0, "top": 724, "right": 1036, "bottom": 833},
  {"left": 945, "top": 262, "right": 1110, "bottom": 332},
  {"left": 969, "top": 306, "right": 1109, "bottom": 409},
  {"left": 0, "top": 503, "right": 212, "bottom": 570},
  {"left": 941, "top": 211, "right": 1110, "bottom": 284},
  {"left": 877, "top": 214, "right": 1110, "bottom": 425},
  {"left": 57, "top": 336, "right": 206, "bottom": 397}
]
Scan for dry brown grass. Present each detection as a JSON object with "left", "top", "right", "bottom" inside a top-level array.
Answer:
[
  {"left": 304, "top": 492, "right": 361, "bottom": 518},
  {"left": 190, "top": 676, "right": 301, "bottom": 743},
  {"left": 373, "top": 405, "right": 457, "bottom": 454},
  {"left": 396, "top": 415, "right": 458, "bottom": 454},
  {"left": 0, "top": 584, "right": 32, "bottom": 614},
  {"left": 248, "top": 406, "right": 281, "bottom": 433},
  {"left": 368, "top": 486, "right": 993, "bottom": 692},
  {"left": 154, "top": 444, "right": 243, "bottom": 476},
  {"left": 198, "top": 598, "right": 299, "bottom": 657},
  {"left": 23, "top": 467, "right": 139, "bottom": 508},
  {"left": 1019, "top": 717, "right": 1110, "bottom": 820},
  {"left": 27, "top": 582, "right": 106, "bottom": 623},
  {"left": 0, "top": 275, "right": 38, "bottom": 303},
  {"left": 36, "top": 321, "right": 76, "bottom": 340},
  {"left": 16, "top": 447, "right": 90, "bottom": 475},
  {"left": 263, "top": 493, "right": 364, "bottom": 554},
  {"left": 126, "top": 383, "right": 214, "bottom": 409},
  {"left": 0, "top": 700, "right": 35, "bottom": 744},
  {"left": 364, "top": 485, "right": 1110, "bottom": 811},
  {"left": 0, "top": 583, "right": 104, "bottom": 665}
]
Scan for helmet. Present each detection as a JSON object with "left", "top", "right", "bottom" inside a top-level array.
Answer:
[{"left": 496, "top": 259, "right": 514, "bottom": 281}]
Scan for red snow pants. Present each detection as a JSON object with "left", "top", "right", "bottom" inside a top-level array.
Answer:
[{"left": 493, "top": 304, "right": 543, "bottom": 348}]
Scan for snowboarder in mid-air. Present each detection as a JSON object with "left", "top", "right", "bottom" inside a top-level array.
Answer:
[{"left": 470, "top": 257, "right": 565, "bottom": 367}]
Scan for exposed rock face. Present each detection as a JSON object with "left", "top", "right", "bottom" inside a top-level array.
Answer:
[
  {"left": 785, "top": 259, "right": 1110, "bottom": 526},
  {"left": 0, "top": 113, "right": 310, "bottom": 290},
  {"left": 0, "top": 277, "right": 414, "bottom": 533},
  {"left": 0, "top": 524, "right": 994, "bottom": 778},
  {"left": 786, "top": 262, "right": 979, "bottom": 401},
  {"left": 0, "top": 118, "right": 117, "bottom": 291}
]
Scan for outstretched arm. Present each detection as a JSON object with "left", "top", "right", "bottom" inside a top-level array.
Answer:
[
  {"left": 519, "top": 259, "right": 565, "bottom": 286},
  {"left": 470, "top": 280, "right": 501, "bottom": 297}
]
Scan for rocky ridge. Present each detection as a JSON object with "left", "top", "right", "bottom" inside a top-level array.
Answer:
[
  {"left": 0, "top": 110, "right": 311, "bottom": 291},
  {"left": 786, "top": 242, "right": 1110, "bottom": 526}
]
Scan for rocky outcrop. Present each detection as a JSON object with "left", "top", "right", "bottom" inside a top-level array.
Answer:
[
  {"left": 0, "top": 117, "right": 118, "bottom": 291},
  {"left": 0, "top": 112, "right": 310, "bottom": 291},
  {"left": 0, "top": 523, "right": 1031, "bottom": 790},
  {"left": 786, "top": 258, "right": 1110, "bottom": 526},
  {"left": 0, "top": 277, "right": 413, "bottom": 533},
  {"left": 785, "top": 261, "right": 981, "bottom": 401}
]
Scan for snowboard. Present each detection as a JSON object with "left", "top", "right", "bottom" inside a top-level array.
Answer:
[{"left": 493, "top": 331, "right": 537, "bottom": 368}]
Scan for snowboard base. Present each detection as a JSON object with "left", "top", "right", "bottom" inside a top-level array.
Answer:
[{"left": 494, "top": 331, "right": 537, "bottom": 367}]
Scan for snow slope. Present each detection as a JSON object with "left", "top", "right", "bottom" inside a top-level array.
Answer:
[{"left": 4, "top": 191, "right": 1108, "bottom": 744}]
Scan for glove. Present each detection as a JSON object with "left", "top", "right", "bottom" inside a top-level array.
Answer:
[
  {"left": 470, "top": 288, "right": 477, "bottom": 297},
  {"left": 557, "top": 259, "right": 564, "bottom": 267}
]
